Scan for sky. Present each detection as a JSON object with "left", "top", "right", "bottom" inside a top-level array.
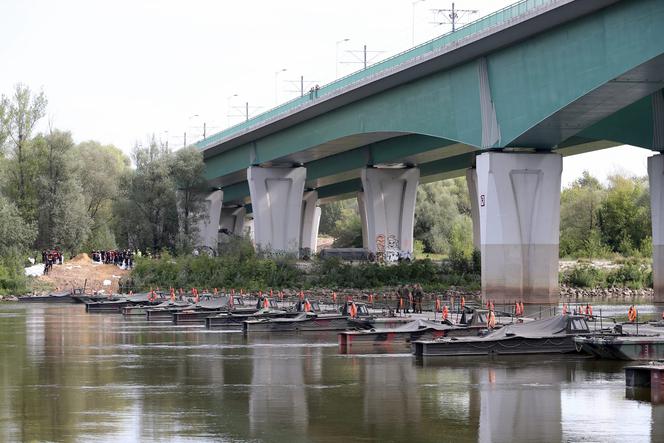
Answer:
[{"left": 0, "top": 0, "right": 652, "bottom": 186}]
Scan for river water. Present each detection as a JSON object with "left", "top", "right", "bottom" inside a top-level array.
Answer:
[{"left": 0, "top": 304, "right": 662, "bottom": 442}]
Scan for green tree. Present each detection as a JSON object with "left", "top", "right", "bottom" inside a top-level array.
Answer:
[
  {"left": 0, "top": 196, "right": 36, "bottom": 256},
  {"left": 319, "top": 201, "right": 345, "bottom": 236},
  {"left": 170, "top": 146, "right": 206, "bottom": 252},
  {"left": 331, "top": 209, "right": 363, "bottom": 248},
  {"left": 559, "top": 171, "right": 606, "bottom": 257},
  {"left": 117, "top": 139, "right": 177, "bottom": 252},
  {"left": 74, "top": 141, "right": 129, "bottom": 250},
  {"left": 598, "top": 174, "right": 650, "bottom": 255},
  {"left": 414, "top": 178, "right": 471, "bottom": 254},
  {"left": 32, "top": 130, "right": 78, "bottom": 248},
  {"left": 0, "top": 84, "right": 47, "bottom": 216},
  {"left": 51, "top": 178, "right": 92, "bottom": 256}
]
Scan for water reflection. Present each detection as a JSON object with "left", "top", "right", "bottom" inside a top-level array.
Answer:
[{"left": 1, "top": 304, "right": 664, "bottom": 442}]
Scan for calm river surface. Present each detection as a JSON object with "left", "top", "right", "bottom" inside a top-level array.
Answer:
[{"left": 1, "top": 304, "right": 663, "bottom": 442}]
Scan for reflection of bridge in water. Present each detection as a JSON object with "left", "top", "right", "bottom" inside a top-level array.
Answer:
[{"left": 2, "top": 306, "right": 664, "bottom": 440}]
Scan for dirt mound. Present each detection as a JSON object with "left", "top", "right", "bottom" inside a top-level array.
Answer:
[
  {"left": 35, "top": 256, "right": 129, "bottom": 294},
  {"left": 69, "top": 253, "right": 90, "bottom": 263}
]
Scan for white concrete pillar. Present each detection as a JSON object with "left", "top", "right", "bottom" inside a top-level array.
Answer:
[
  {"left": 360, "top": 167, "right": 419, "bottom": 262},
  {"left": 247, "top": 166, "right": 306, "bottom": 253},
  {"left": 476, "top": 152, "right": 561, "bottom": 304},
  {"left": 648, "top": 154, "right": 664, "bottom": 303},
  {"left": 197, "top": 189, "right": 223, "bottom": 251},
  {"left": 466, "top": 167, "right": 481, "bottom": 251},
  {"left": 219, "top": 206, "right": 246, "bottom": 242},
  {"left": 300, "top": 191, "right": 321, "bottom": 255},
  {"left": 357, "top": 192, "right": 369, "bottom": 249}
]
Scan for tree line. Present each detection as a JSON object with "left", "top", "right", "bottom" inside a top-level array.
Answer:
[
  {"left": 0, "top": 85, "right": 208, "bottom": 293},
  {"left": 323, "top": 170, "right": 652, "bottom": 261},
  {"left": 0, "top": 83, "right": 654, "bottom": 294}
]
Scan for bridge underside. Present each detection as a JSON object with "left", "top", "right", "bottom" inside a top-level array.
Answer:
[{"left": 196, "top": 0, "right": 664, "bottom": 304}]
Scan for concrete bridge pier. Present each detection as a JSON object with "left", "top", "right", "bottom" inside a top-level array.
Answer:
[
  {"left": 466, "top": 167, "right": 481, "bottom": 251},
  {"left": 356, "top": 192, "right": 369, "bottom": 249},
  {"left": 476, "top": 152, "right": 562, "bottom": 304},
  {"left": 360, "top": 167, "right": 419, "bottom": 261},
  {"left": 300, "top": 190, "right": 321, "bottom": 257},
  {"left": 195, "top": 189, "right": 223, "bottom": 252},
  {"left": 648, "top": 154, "right": 664, "bottom": 303},
  {"left": 247, "top": 166, "right": 306, "bottom": 254},
  {"left": 219, "top": 206, "right": 246, "bottom": 242}
]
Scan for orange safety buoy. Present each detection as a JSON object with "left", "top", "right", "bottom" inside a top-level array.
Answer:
[
  {"left": 442, "top": 305, "right": 449, "bottom": 321},
  {"left": 515, "top": 301, "right": 520, "bottom": 316},
  {"left": 263, "top": 297, "right": 270, "bottom": 309},
  {"left": 304, "top": 299, "right": 312, "bottom": 312},
  {"left": 399, "top": 298, "right": 404, "bottom": 309}
]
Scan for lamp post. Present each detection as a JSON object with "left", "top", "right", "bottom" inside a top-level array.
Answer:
[
  {"left": 412, "top": 0, "right": 426, "bottom": 46},
  {"left": 226, "top": 94, "right": 238, "bottom": 126},
  {"left": 188, "top": 114, "right": 202, "bottom": 144},
  {"left": 274, "top": 68, "right": 287, "bottom": 105},
  {"left": 335, "top": 38, "right": 350, "bottom": 78}
]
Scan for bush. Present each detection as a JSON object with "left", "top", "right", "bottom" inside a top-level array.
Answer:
[
  {"left": 561, "top": 260, "right": 653, "bottom": 290},
  {"left": 0, "top": 256, "right": 30, "bottom": 295},
  {"left": 606, "top": 259, "right": 650, "bottom": 289},
  {"left": 562, "top": 265, "right": 605, "bottom": 288}
]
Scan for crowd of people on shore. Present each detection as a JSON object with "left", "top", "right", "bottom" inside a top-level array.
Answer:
[
  {"left": 91, "top": 249, "right": 135, "bottom": 269},
  {"left": 41, "top": 249, "right": 63, "bottom": 275}
]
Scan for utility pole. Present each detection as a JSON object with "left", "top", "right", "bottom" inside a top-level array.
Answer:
[
  {"left": 183, "top": 132, "right": 186, "bottom": 147},
  {"left": 228, "top": 102, "right": 262, "bottom": 124},
  {"left": 203, "top": 122, "right": 206, "bottom": 139},
  {"left": 431, "top": 2, "right": 479, "bottom": 32},
  {"left": 342, "top": 46, "right": 385, "bottom": 71},
  {"left": 284, "top": 76, "right": 319, "bottom": 98}
]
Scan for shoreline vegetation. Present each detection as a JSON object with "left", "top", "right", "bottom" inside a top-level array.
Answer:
[
  {"left": 0, "top": 85, "right": 658, "bottom": 301},
  {"left": 3, "top": 237, "right": 656, "bottom": 302}
]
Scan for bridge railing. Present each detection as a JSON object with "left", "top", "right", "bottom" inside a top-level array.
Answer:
[{"left": 197, "top": 0, "right": 556, "bottom": 150}]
